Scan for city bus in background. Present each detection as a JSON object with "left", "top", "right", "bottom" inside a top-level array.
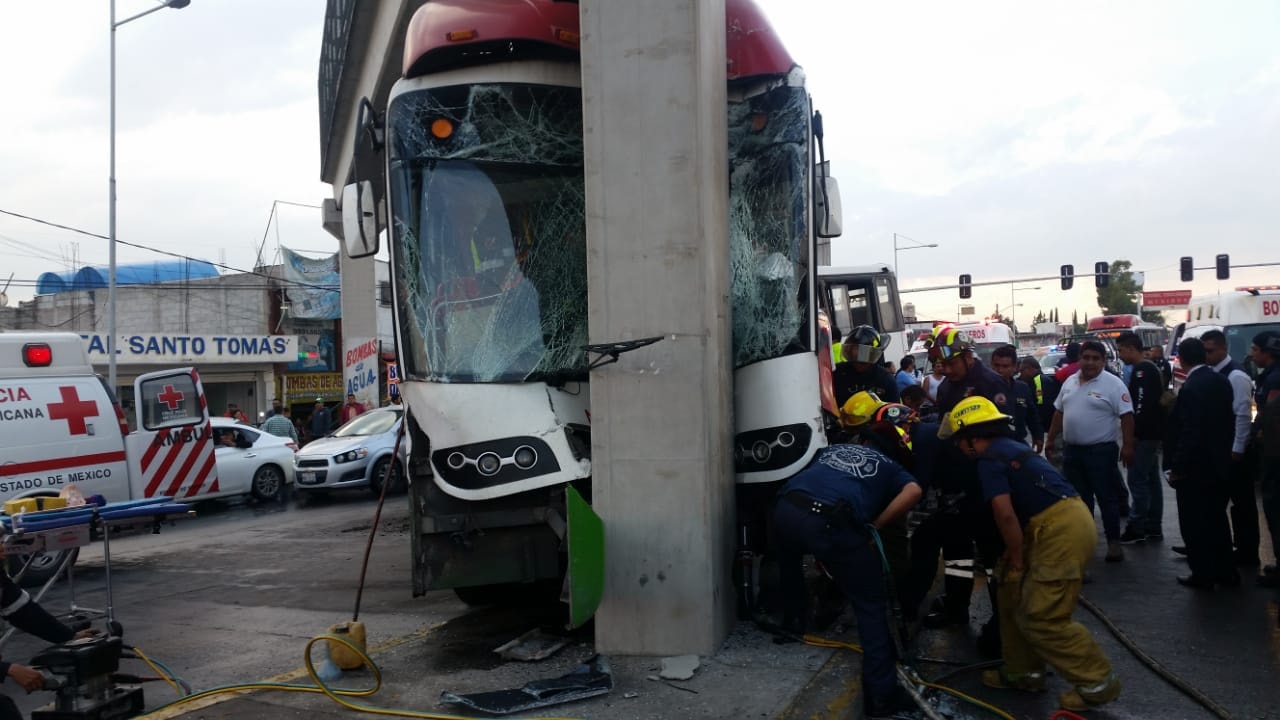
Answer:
[
  {"left": 1168, "top": 286, "right": 1280, "bottom": 386},
  {"left": 819, "top": 264, "right": 908, "bottom": 369},
  {"left": 1087, "top": 314, "right": 1167, "bottom": 351},
  {"left": 336, "top": 0, "right": 848, "bottom": 614}
]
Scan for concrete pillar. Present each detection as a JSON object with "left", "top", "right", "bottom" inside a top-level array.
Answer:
[{"left": 581, "top": 0, "right": 734, "bottom": 655}]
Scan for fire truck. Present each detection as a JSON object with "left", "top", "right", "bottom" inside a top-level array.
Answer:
[{"left": 336, "top": 0, "right": 851, "bottom": 615}]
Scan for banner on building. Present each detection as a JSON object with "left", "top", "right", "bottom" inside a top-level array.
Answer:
[
  {"left": 283, "top": 373, "right": 344, "bottom": 404},
  {"left": 282, "top": 248, "right": 341, "bottom": 320},
  {"left": 1142, "top": 290, "right": 1193, "bottom": 308},
  {"left": 344, "top": 337, "right": 380, "bottom": 409}
]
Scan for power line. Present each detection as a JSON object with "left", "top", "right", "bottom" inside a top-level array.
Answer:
[{"left": 0, "top": 207, "right": 340, "bottom": 293}]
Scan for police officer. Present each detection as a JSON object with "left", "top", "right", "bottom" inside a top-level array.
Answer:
[
  {"left": 941, "top": 397, "right": 1121, "bottom": 713},
  {"left": 834, "top": 325, "right": 899, "bottom": 406},
  {"left": 773, "top": 438, "right": 922, "bottom": 718},
  {"left": 991, "top": 345, "right": 1044, "bottom": 452},
  {"left": 1017, "top": 357, "right": 1059, "bottom": 445}
]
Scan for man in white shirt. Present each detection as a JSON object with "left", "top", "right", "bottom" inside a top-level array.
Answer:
[
  {"left": 1046, "top": 341, "right": 1135, "bottom": 562},
  {"left": 1201, "top": 330, "right": 1259, "bottom": 566}
]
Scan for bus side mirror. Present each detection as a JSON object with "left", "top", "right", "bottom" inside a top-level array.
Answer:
[
  {"left": 814, "top": 163, "right": 843, "bottom": 238},
  {"left": 342, "top": 181, "right": 380, "bottom": 258}
]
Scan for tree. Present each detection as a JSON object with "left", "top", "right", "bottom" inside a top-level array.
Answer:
[
  {"left": 1052, "top": 308, "right": 1059, "bottom": 323},
  {"left": 1033, "top": 310, "right": 1048, "bottom": 325},
  {"left": 1096, "top": 259, "right": 1164, "bottom": 323}
]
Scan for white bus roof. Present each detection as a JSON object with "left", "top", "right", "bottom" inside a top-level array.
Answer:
[
  {"left": 1183, "top": 287, "right": 1280, "bottom": 327},
  {"left": 819, "top": 264, "right": 893, "bottom": 277}
]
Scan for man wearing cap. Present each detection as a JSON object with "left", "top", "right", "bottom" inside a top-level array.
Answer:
[
  {"left": 942, "top": 396, "right": 1120, "bottom": 713},
  {"left": 310, "top": 398, "right": 332, "bottom": 439},
  {"left": 265, "top": 398, "right": 284, "bottom": 419}
]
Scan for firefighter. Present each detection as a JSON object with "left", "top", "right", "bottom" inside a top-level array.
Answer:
[
  {"left": 941, "top": 397, "right": 1121, "bottom": 713},
  {"left": 833, "top": 325, "right": 899, "bottom": 406},
  {"left": 922, "top": 325, "right": 1014, "bottom": 650},
  {"left": 773, "top": 393, "right": 923, "bottom": 719}
]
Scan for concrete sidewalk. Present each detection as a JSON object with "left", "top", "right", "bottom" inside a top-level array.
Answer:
[{"left": 142, "top": 615, "right": 860, "bottom": 720}]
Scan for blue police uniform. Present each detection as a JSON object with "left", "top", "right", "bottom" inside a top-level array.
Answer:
[
  {"left": 935, "top": 359, "right": 1015, "bottom": 417},
  {"left": 834, "top": 362, "right": 900, "bottom": 406},
  {"left": 1008, "top": 378, "right": 1043, "bottom": 445},
  {"left": 774, "top": 445, "right": 919, "bottom": 714}
]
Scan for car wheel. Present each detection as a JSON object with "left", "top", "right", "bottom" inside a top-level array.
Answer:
[
  {"left": 8, "top": 548, "right": 78, "bottom": 588},
  {"left": 368, "top": 457, "right": 406, "bottom": 497},
  {"left": 251, "top": 464, "right": 285, "bottom": 501}
]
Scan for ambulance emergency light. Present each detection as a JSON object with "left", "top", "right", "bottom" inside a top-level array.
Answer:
[{"left": 22, "top": 342, "right": 52, "bottom": 367}]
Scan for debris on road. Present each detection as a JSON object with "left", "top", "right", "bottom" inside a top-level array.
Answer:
[
  {"left": 493, "top": 628, "right": 571, "bottom": 662},
  {"left": 658, "top": 654, "right": 700, "bottom": 680},
  {"left": 440, "top": 655, "right": 613, "bottom": 715}
]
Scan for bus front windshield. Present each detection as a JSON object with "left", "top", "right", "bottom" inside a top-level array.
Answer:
[
  {"left": 388, "top": 84, "right": 587, "bottom": 384},
  {"left": 729, "top": 84, "right": 810, "bottom": 368}
]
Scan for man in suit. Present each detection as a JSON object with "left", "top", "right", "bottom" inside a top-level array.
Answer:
[{"left": 1164, "top": 337, "right": 1238, "bottom": 589}]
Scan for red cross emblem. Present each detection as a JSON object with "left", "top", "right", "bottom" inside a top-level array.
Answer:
[
  {"left": 47, "top": 386, "right": 99, "bottom": 436},
  {"left": 157, "top": 384, "right": 185, "bottom": 411}
]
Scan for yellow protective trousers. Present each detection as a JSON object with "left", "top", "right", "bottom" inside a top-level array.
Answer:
[{"left": 995, "top": 497, "right": 1114, "bottom": 688}]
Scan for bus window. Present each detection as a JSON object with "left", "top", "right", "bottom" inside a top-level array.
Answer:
[
  {"left": 848, "top": 287, "right": 871, "bottom": 328},
  {"left": 876, "top": 276, "right": 903, "bottom": 332},
  {"left": 829, "top": 283, "right": 852, "bottom": 338}
]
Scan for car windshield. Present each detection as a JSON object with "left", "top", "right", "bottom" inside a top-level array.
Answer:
[{"left": 332, "top": 410, "right": 399, "bottom": 437}]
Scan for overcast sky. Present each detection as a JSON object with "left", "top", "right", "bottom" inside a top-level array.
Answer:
[{"left": 1, "top": 1, "right": 1277, "bottom": 326}]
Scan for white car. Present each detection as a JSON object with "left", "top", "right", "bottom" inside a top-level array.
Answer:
[{"left": 209, "top": 417, "right": 296, "bottom": 501}]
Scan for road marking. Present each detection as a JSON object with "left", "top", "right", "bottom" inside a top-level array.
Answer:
[{"left": 140, "top": 622, "right": 445, "bottom": 719}]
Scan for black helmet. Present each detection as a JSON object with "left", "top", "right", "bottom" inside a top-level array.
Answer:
[{"left": 843, "top": 325, "right": 886, "bottom": 364}]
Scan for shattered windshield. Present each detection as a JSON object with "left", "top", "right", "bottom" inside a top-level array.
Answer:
[
  {"left": 387, "top": 84, "right": 587, "bottom": 383},
  {"left": 728, "top": 85, "right": 811, "bottom": 368}
]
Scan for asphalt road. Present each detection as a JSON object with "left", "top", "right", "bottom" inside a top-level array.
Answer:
[{"left": 3, "top": 491, "right": 464, "bottom": 716}]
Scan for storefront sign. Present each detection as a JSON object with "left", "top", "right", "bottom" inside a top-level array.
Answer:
[
  {"left": 81, "top": 334, "right": 298, "bottom": 364},
  {"left": 1142, "top": 290, "right": 1193, "bottom": 308},
  {"left": 344, "top": 338, "right": 380, "bottom": 409},
  {"left": 283, "top": 373, "right": 344, "bottom": 403},
  {"left": 386, "top": 363, "right": 400, "bottom": 398}
]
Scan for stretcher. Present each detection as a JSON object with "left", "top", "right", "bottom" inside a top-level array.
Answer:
[{"left": 0, "top": 496, "right": 194, "bottom": 651}]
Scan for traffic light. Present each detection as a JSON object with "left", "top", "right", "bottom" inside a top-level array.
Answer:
[
  {"left": 1216, "top": 254, "right": 1230, "bottom": 280},
  {"left": 1180, "top": 256, "right": 1194, "bottom": 282},
  {"left": 1094, "top": 261, "right": 1110, "bottom": 289},
  {"left": 959, "top": 274, "right": 972, "bottom": 299},
  {"left": 1060, "top": 264, "right": 1074, "bottom": 290}
]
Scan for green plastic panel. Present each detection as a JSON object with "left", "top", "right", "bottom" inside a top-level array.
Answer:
[{"left": 565, "top": 486, "right": 604, "bottom": 628}]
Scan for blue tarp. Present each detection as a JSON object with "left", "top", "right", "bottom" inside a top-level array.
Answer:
[{"left": 36, "top": 260, "right": 219, "bottom": 295}]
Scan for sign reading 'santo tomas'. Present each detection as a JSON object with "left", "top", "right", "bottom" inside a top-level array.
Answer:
[{"left": 80, "top": 334, "right": 299, "bottom": 364}]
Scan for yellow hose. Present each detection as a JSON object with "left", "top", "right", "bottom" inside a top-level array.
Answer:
[
  {"left": 131, "top": 646, "right": 182, "bottom": 696},
  {"left": 139, "top": 633, "right": 582, "bottom": 720}
]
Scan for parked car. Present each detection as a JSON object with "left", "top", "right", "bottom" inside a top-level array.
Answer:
[
  {"left": 209, "top": 417, "right": 296, "bottom": 501},
  {"left": 293, "top": 408, "right": 405, "bottom": 497}
]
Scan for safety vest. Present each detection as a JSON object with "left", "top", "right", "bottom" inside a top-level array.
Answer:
[{"left": 1031, "top": 374, "right": 1045, "bottom": 405}]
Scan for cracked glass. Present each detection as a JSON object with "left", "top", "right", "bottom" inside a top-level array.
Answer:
[
  {"left": 728, "top": 85, "right": 811, "bottom": 369},
  {"left": 388, "top": 84, "right": 587, "bottom": 383}
]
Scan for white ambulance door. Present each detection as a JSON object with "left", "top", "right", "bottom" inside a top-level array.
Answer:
[{"left": 125, "top": 368, "right": 219, "bottom": 500}]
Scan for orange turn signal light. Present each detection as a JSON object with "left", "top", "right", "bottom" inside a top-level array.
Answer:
[
  {"left": 554, "top": 27, "right": 580, "bottom": 46},
  {"left": 431, "top": 118, "right": 454, "bottom": 139},
  {"left": 446, "top": 28, "right": 477, "bottom": 42}
]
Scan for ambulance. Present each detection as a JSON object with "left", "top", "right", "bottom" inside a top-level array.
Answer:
[
  {"left": 0, "top": 332, "right": 216, "bottom": 584},
  {"left": 907, "top": 321, "right": 1017, "bottom": 369},
  {"left": 1167, "top": 286, "right": 1280, "bottom": 386}
]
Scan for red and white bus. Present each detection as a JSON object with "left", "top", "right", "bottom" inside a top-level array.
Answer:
[{"left": 1086, "top": 314, "right": 1167, "bottom": 351}]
